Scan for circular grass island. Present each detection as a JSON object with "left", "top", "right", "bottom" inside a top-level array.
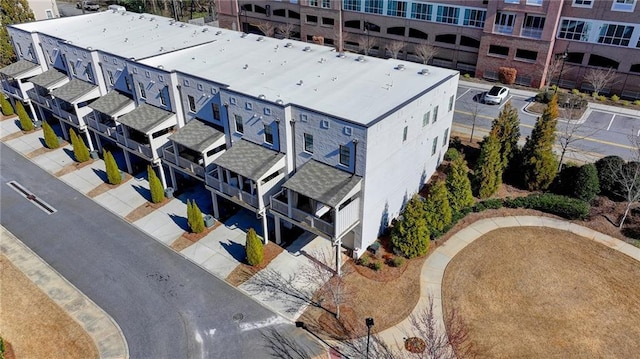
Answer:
[{"left": 442, "top": 226, "right": 640, "bottom": 358}]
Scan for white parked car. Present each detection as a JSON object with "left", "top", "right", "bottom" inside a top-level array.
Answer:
[{"left": 484, "top": 86, "right": 510, "bottom": 105}]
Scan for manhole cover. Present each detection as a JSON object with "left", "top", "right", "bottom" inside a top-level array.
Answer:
[{"left": 232, "top": 313, "right": 244, "bottom": 322}]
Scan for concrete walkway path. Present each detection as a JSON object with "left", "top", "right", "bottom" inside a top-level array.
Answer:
[
  {"left": 377, "top": 215, "right": 640, "bottom": 349},
  {"left": 0, "top": 226, "right": 129, "bottom": 359}
]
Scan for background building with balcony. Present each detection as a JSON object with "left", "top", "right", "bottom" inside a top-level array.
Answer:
[{"left": 216, "top": 0, "right": 640, "bottom": 98}]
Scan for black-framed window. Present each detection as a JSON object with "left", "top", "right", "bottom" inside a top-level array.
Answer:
[
  {"left": 264, "top": 124, "right": 274, "bottom": 144},
  {"left": 339, "top": 145, "right": 350, "bottom": 166},
  {"left": 234, "top": 114, "right": 244, "bottom": 134},
  {"left": 304, "top": 133, "right": 314, "bottom": 153}
]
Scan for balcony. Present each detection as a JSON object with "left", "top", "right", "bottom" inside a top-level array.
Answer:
[
  {"left": 271, "top": 194, "right": 335, "bottom": 237},
  {"left": 116, "top": 131, "right": 153, "bottom": 158},
  {"left": 494, "top": 24, "right": 514, "bottom": 35},
  {"left": 2, "top": 82, "right": 23, "bottom": 99},
  {"left": 162, "top": 146, "right": 205, "bottom": 178},
  {"left": 86, "top": 113, "right": 118, "bottom": 139},
  {"left": 54, "top": 106, "right": 80, "bottom": 126},
  {"left": 521, "top": 27, "right": 543, "bottom": 39},
  {"left": 206, "top": 170, "right": 259, "bottom": 208},
  {"left": 26, "top": 88, "right": 53, "bottom": 109}
]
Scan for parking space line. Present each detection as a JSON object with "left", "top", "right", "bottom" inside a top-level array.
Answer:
[
  {"left": 606, "top": 114, "right": 616, "bottom": 131},
  {"left": 498, "top": 96, "right": 512, "bottom": 110},
  {"left": 456, "top": 88, "right": 470, "bottom": 101}
]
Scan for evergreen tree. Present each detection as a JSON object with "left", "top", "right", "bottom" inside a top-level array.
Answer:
[
  {"left": 1, "top": 95, "right": 13, "bottom": 115},
  {"left": 189, "top": 200, "right": 205, "bottom": 233},
  {"left": 245, "top": 228, "right": 264, "bottom": 266},
  {"left": 475, "top": 133, "right": 503, "bottom": 198},
  {"left": 424, "top": 180, "right": 453, "bottom": 236},
  {"left": 147, "top": 165, "right": 165, "bottom": 204},
  {"left": 490, "top": 100, "right": 521, "bottom": 171},
  {"left": 71, "top": 130, "right": 90, "bottom": 162},
  {"left": 42, "top": 121, "right": 59, "bottom": 149},
  {"left": 186, "top": 199, "right": 194, "bottom": 231},
  {"left": 69, "top": 128, "right": 79, "bottom": 154},
  {"left": 104, "top": 150, "right": 122, "bottom": 185},
  {"left": 1, "top": 0, "right": 34, "bottom": 66},
  {"left": 391, "top": 194, "right": 430, "bottom": 259},
  {"left": 446, "top": 155, "right": 474, "bottom": 212},
  {"left": 16, "top": 101, "right": 33, "bottom": 131},
  {"left": 595, "top": 155, "right": 625, "bottom": 198},
  {"left": 521, "top": 94, "right": 559, "bottom": 191},
  {"left": 572, "top": 163, "right": 600, "bottom": 202}
]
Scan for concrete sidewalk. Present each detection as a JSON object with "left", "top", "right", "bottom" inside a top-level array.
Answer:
[{"left": 0, "top": 226, "right": 129, "bottom": 359}]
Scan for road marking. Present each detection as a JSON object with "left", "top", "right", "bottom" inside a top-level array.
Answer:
[
  {"left": 606, "top": 114, "right": 616, "bottom": 131},
  {"left": 239, "top": 316, "right": 287, "bottom": 331},
  {"left": 455, "top": 109, "right": 494, "bottom": 120},
  {"left": 6, "top": 181, "right": 57, "bottom": 214},
  {"left": 456, "top": 88, "right": 471, "bottom": 101},
  {"left": 194, "top": 331, "right": 203, "bottom": 344}
]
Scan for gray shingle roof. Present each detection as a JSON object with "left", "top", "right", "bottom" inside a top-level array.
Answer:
[
  {"left": 117, "top": 103, "right": 175, "bottom": 133},
  {"left": 169, "top": 120, "right": 225, "bottom": 153},
  {"left": 283, "top": 160, "right": 362, "bottom": 208},
  {"left": 28, "top": 68, "right": 68, "bottom": 89},
  {"left": 0, "top": 59, "right": 39, "bottom": 78},
  {"left": 89, "top": 91, "right": 134, "bottom": 117},
  {"left": 50, "top": 79, "right": 97, "bottom": 103},
  {"left": 213, "top": 139, "right": 284, "bottom": 181}
]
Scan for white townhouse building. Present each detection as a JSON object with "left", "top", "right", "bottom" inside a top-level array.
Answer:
[{"left": 2, "top": 10, "right": 458, "bottom": 265}]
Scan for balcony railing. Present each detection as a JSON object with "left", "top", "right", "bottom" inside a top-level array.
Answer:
[
  {"left": 55, "top": 107, "right": 80, "bottom": 126},
  {"left": 87, "top": 114, "right": 118, "bottom": 139},
  {"left": 205, "top": 170, "right": 220, "bottom": 188},
  {"left": 162, "top": 146, "right": 205, "bottom": 178},
  {"left": 521, "top": 27, "right": 543, "bottom": 39},
  {"left": 116, "top": 131, "right": 152, "bottom": 158},
  {"left": 336, "top": 197, "right": 360, "bottom": 236},
  {"left": 270, "top": 196, "right": 335, "bottom": 236},
  {"left": 494, "top": 25, "right": 514, "bottom": 35},
  {"left": 2, "top": 83, "right": 23, "bottom": 99},
  {"left": 26, "top": 89, "right": 53, "bottom": 108}
]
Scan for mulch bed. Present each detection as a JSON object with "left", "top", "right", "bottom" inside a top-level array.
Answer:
[
  {"left": 85, "top": 173, "right": 132, "bottom": 198},
  {"left": 125, "top": 198, "right": 172, "bottom": 222},
  {"left": 225, "top": 242, "right": 284, "bottom": 287},
  {"left": 25, "top": 141, "right": 69, "bottom": 159},
  {"left": 54, "top": 159, "right": 96, "bottom": 177}
]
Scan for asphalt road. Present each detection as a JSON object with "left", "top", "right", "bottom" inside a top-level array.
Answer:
[
  {"left": 453, "top": 85, "right": 640, "bottom": 161},
  {"left": 0, "top": 143, "right": 320, "bottom": 359}
]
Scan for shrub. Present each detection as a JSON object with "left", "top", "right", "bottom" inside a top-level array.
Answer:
[
  {"left": 371, "top": 261, "right": 383, "bottom": 271},
  {"left": 474, "top": 198, "right": 503, "bottom": 212},
  {"left": 571, "top": 89, "right": 580, "bottom": 96},
  {"left": 188, "top": 200, "right": 205, "bottom": 234},
  {"left": 634, "top": 100, "right": 640, "bottom": 106},
  {"left": 245, "top": 228, "right": 263, "bottom": 266},
  {"left": 572, "top": 163, "right": 600, "bottom": 202},
  {"left": 390, "top": 257, "right": 404, "bottom": 267},
  {"left": 358, "top": 255, "right": 370, "bottom": 267},
  {"left": 551, "top": 164, "right": 580, "bottom": 196},
  {"left": 446, "top": 155, "right": 474, "bottom": 212},
  {"left": 147, "top": 165, "right": 165, "bottom": 204},
  {"left": 595, "top": 155, "right": 625, "bottom": 198},
  {"left": 597, "top": 95, "right": 607, "bottom": 102},
  {"left": 424, "top": 180, "right": 453, "bottom": 235},
  {"left": 592, "top": 92, "right": 598, "bottom": 98},
  {"left": 16, "top": 101, "right": 33, "bottom": 131},
  {"left": 0, "top": 335, "right": 4, "bottom": 359},
  {"left": 535, "top": 90, "right": 554, "bottom": 104},
  {"left": 444, "top": 147, "right": 460, "bottom": 161},
  {"left": 42, "top": 121, "right": 59, "bottom": 149},
  {"left": 391, "top": 194, "right": 430, "bottom": 259},
  {"left": 70, "top": 129, "right": 90, "bottom": 162},
  {"left": 611, "top": 94, "right": 620, "bottom": 103},
  {"left": 104, "top": 150, "right": 122, "bottom": 185},
  {"left": 504, "top": 193, "right": 590, "bottom": 220},
  {"left": 498, "top": 67, "right": 517, "bottom": 84},
  {"left": 1, "top": 95, "right": 13, "bottom": 116},
  {"left": 463, "top": 73, "right": 471, "bottom": 78},
  {"left": 621, "top": 100, "right": 630, "bottom": 107}
]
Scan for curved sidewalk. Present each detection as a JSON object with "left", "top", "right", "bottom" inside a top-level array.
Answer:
[
  {"left": 378, "top": 215, "right": 640, "bottom": 347},
  {"left": 0, "top": 226, "right": 129, "bottom": 359}
]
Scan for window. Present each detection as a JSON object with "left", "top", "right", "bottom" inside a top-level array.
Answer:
[
  {"left": 343, "top": 0, "right": 361, "bottom": 11},
  {"left": 300, "top": 114, "right": 308, "bottom": 122},
  {"left": 264, "top": 108, "right": 271, "bottom": 116},
  {"left": 125, "top": 76, "right": 132, "bottom": 91},
  {"left": 572, "top": 0, "right": 592, "bottom": 7},
  {"left": 423, "top": 111, "right": 430, "bottom": 127},
  {"left": 433, "top": 106, "right": 439, "bottom": 122},
  {"left": 463, "top": 9, "right": 486, "bottom": 28},
  {"left": 448, "top": 95, "right": 454, "bottom": 112},
  {"left": 515, "top": 49, "right": 538, "bottom": 61},
  {"left": 435, "top": 6, "right": 459, "bottom": 24},
  {"left": 304, "top": 133, "right": 314, "bottom": 153},
  {"left": 522, "top": 15, "right": 545, "bottom": 38},
  {"left": 494, "top": 12, "right": 516, "bottom": 34},
  {"left": 264, "top": 124, "right": 274, "bottom": 144},
  {"left": 234, "top": 114, "right": 244, "bottom": 133},
  {"left": 16, "top": 43, "right": 22, "bottom": 56},
  {"left": 598, "top": 24, "right": 634, "bottom": 46},
  {"left": 612, "top": 0, "right": 636, "bottom": 12},
  {"left": 46, "top": 51, "right": 53, "bottom": 64},
  {"left": 339, "top": 145, "right": 350, "bottom": 166},
  {"left": 410, "top": 3, "right": 431, "bottom": 20},
  {"left": 159, "top": 87, "right": 167, "bottom": 106},
  {"left": 309, "top": 0, "right": 318, "bottom": 6},
  {"left": 86, "top": 65, "right": 94, "bottom": 82},
  {"left": 188, "top": 95, "right": 196, "bottom": 112},
  {"left": 107, "top": 70, "right": 114, "bottom": 85},
  {"left": 526, "top": 0, "right": 543, "bottom": 5},
  {"left": 558, "top": 19, "right": 590, "bottom": 41},
  {"left": 321, "top": 119, "right": 330, "bottom": 129},
  {"left": 138, "top": 82, "right": 146, "bottom": 99},
  {"left": 387, "top": 1, "right": 407, "bottom": 17},
  {"left": 504, "top": 0, "right": 520, "bottom": 3},
  {"left": 489, "top": 44, "right": 510, "bottom": 56},
  {"left": 443, "top": 129, "right": 449, "bottom": 146},
  {"left": 306, "top": 15, "right": 318, "bottom": 24},
  {"left": 344, "top": 126, "right": 352, "bottom": 136},
  {"left": 322, "top": 17, "right": 335, "bottom": 26},
  {"left": 69, "top": 61, "right": 77, "bottom": 75},
  {"left": 364, "top": 0, "right": 383, "bottom": 14},
  {"left": 229, "top": 97, "right": 236, "bottom": 105},
  {"left": 212, "top": 104, "right": 220, "bottom": 120},
  {"left": 321, "top": 0, "right": 331, "bottom": 8},
  {"left": 432, "top": 137, "right": 438, "bottom": 155},
  {"left": 245, "top": 102, "right": 252, "bottom": 110},
  {"left": 402, "top": 126, "right": 408, "bottom": 142},
  {"left": 45, "top": 9, "right": 54, "bottom": 18}
]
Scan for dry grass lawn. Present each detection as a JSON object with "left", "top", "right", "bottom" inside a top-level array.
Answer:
[
  {"left": 0, "top": 256, "right": 98, "bottom": 359},
  {"left": 442, "top": 227, "right": 640, "bottom": 358}
]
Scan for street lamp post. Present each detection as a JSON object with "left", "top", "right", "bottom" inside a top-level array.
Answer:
[
  {"left": 365, "top": 317, "right": 374, "bottom": 358},
  {"left": 556, "top": 46, "right": 569, "bottom": 93}
]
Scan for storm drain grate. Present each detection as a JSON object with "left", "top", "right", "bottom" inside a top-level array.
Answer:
[
  {"left": 7, "top": 181, "right": 57, "bottom": 215},
  {"left": 232, "top": 313, "right": 244, "bottom": 322}
]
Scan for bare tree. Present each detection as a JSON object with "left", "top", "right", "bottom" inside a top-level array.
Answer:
[
  {"left": 333, "top": 27, "right": 353, "bottom": 52},
  {"left": 277, "top": 22, "right": 296, "bottom": 39},
  {"left": 386, "top": 41, "right": 405, "bottom": 59},
  {"left": 299, "top": 249, "right": 350, "bottom": 320},
  {"left": 541, "top": 56, "right": 567, "bottom": 90},
  {"left": 414, "top": 43, "right": 439, "bottom": 65},
  {"left": 260, "top": 327, "right": 317, "bottom": 359},
  {"left": 584, "top": 67, "right": 617, "bottom": 97},
  {"left": 359, "top": 35, "right": 377, "bottom": 56},
  {"left": 463, "top": 91, "right": 484, "bottom": 142},
  {"left": 556, "top": 95, "right": 603, "bottom": 171},
  {"left": 609, "top": 135, "right": 640, "bottom": 228},
  {"left": 257, "top": 21, "right": 276, "bottom": 37}
]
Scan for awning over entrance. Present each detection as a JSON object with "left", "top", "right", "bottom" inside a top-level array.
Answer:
[
  {"left": 0, "top": 59, "right": 39, "bottom": 78},
  {"left": 28, "top": 68, "right": 68, "bottom": 89},
  {"left": 50, "top": 78, "right": 98, "bottom": 103},
  {"left": 169, "top": 120, "right": 225, "bottom": 153},
  {"left": 283, "top": 159, "right": 362, "bottom": 208},
  {"left": 213, "top": 139, "right": 284, "bottom": 181},
  {"left": 117, "top": 103, "right": 175, "bottom": 133},
  {"left": 88, "top": 91, "right": 134, "bottom": 117}
]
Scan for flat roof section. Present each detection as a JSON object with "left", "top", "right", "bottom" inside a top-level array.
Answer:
[
  {"left": 140, "top": 33, "right": 459, "bottom": 125},
  {"left": 11, "top": 11, "right": 222, "bottom": 60}
]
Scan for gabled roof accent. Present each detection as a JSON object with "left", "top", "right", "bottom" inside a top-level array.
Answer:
[
  {"left": 283, "top": 160, "right": 362, "bottom": 208},
  {"left": 89, "top": 91, "right": 134, "bottom": 117},
  {"left": 213, "top": 139, "right": 284, "bottom": 181},
  {"left": 0, "top": 59, "right": 39, "bottom": 78},
  {"left": 117, "top": 103, "right": 175, "bottom": 133},
  {"left": 169, "top": 120, "right": 225, "bottom": 153},
  {"left": 28, "top": 68, "right": 68, "bottom": 89},
  {"left": 50, "top": 78, "right": 98, "bottom": 103}
]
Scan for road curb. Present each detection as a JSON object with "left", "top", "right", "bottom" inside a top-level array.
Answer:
[{"left": 0, "top": 226, "right": 129, "bottom": 359}]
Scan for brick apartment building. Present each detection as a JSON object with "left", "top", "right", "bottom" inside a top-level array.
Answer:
[{"left": 217, "top": 0, "right": 640, "bottom": 98}]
